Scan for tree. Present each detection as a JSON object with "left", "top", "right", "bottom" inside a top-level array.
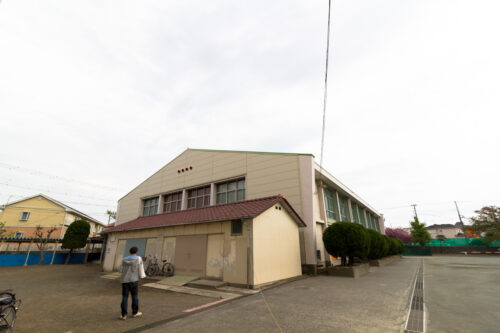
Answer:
[
  {"left": 106, "top": 210, "right": 117, "bottom": 223},
  {"left": 385, "top": 227, "right": 413, "bottom": 244},
  {"left": 0, "top": 221, "right": 7, "bottom": 237},
  {"left": 469, "top": 206, "right": 500, "bottom": 243},
  {"left": 323, "top": 222, "right": 370, "bottom": 266},
  {"left": 410, "top": 216, "right": 431, "bottom": 246},
  {"left": 62, "top": 220, "right": 90, "bottom": 264},
  {"left": 34, "top": 225, "right": 58, "bottom": 265},
  {"left": 367, "top": 229, "right": 385, "bottom": 259}
]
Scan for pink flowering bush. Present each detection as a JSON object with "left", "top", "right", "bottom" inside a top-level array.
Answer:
[{"left": 385, "top": 228, "right": 413, "bottom": 244}]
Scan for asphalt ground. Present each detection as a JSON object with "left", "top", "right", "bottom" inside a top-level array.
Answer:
[
  {"left": 424, "top": 256, "right": 500, "bottom": 333},
  {"left": 0, "top": 264, "right": 215, "bottom": 333},
  {"left": 143, "top": 257, "right": 420, "bottom": 333}
]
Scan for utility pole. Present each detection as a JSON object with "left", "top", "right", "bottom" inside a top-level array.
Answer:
[
  {"left": 454, "top": 201, "right": 468, "bottom": 240},
  {"left": 411, "top": 204, "right": 418, "bottom": 219}
]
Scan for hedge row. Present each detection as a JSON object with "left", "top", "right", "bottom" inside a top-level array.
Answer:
[{"left": 323, "top": 222, "right": 403, "bottom": 266}]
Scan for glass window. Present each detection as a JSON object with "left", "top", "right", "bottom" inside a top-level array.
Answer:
[
  {"left": 324, "top": 189, "right": 339, "bottom": 221},
  {"left": 14, "top": 232, "right": 24, "bottom": 239},
  {"left": 216, "top": 179, "right": 245, "bottom": 204},
  {"left": 352, "top": 202, "right": 360, "bottom": 224},
  {"left": 142, "top": 197, "right": 159, "bottom": 216},
  {"left": 187, "top": 185, "right": 211, "bottom": 209},
  {"left": 339, "top": 196, "right": 350, "bottom": 221},
  {"left": 372, "top": 214, "right": 380, "bottom": 231},
  {"left": 20, "top": 212, "right": 30, "bottom": 221},
  {"left": 358, "top": 207, "right": 367, "bottom": 227},
  {"left": 163, "top": 192, "right": 182, "bottom": 213}
]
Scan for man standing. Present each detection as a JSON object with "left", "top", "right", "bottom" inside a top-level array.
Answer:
[{"left": 119, "top": 246, "right": 146, "bottom": 320}]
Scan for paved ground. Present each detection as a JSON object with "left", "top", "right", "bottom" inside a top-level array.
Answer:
[
  {"left": 0, "top": 264, "right": 215, "bottom": 333},
  {"left": 143, "top": 257, "right": 420, "bottom": 333},
  {"left": 424, "top": 256, "right": 500, "bottom": 333}
]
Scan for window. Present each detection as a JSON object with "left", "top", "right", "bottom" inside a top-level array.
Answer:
[
  {"left": 14, "top": 232, "right": 24, "bottom": 239},
  {"left": 19, "top": 212, "right": 30, "bottom": 221},
  {"left": 187, "top": 185, "right": 211, "bottom": 209},
  {"left": 324, "top": 189, "right": 339, "bottom": 221},
  {"left": 351, "top": 202, "right": 360, "bottom": 224},
  {"left": 142, "top": 197, "right": 159, "bottom": 216},
  {"left": 163, "top": 192, "right": 182, "bottom": 213},
  {"left": 339, "top": 196, "right": 350, "bottom": 221},
  {"left": 216, "top": 179, "right": 245, "bottom": 204},
  {"left": 372, "top": 215, "right": 380, "bottom": 231},
  {"left": 358, "top": 208, "right": 367, "bottom": 227},
  {"left": 231, "top": 219, "right": 243, "bottom": 235}
]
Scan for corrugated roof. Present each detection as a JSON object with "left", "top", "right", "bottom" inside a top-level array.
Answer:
[{"left": 106, "top": 195, "right": 305, "bottom": 233}]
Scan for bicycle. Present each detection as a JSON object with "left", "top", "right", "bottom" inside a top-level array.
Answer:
[
  {"left": 145, "top": 255, "right": 160, "bottom": 276},
  {"left": 0, "top": 289, "right": 21, "bottom": 333},
  {"left": 161, "top": 260, "right": 174, "bottom": 277}
]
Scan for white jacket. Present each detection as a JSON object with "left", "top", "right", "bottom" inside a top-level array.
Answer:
[{"left": 119, "top": 255, "right": 146, "bottom": 283}]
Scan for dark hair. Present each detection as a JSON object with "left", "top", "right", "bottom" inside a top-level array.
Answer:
[{"left": 129, "top": 246, "right": 138, "bottom": 254}]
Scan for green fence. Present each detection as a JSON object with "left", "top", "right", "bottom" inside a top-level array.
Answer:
[
  {"left": 402, "top": 248, "right": 432, "bottom": 256},
  {"left": 405, "top": 238, "right": 500, "bottom": 247}
]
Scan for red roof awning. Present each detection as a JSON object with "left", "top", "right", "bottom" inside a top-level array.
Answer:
[{"left": 105, "top": 195, "right": 305, "bottom": 233}]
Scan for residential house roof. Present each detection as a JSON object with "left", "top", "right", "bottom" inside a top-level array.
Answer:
[
  {"left": 105, "top": 195, "right": 306, "bottom": 233},
  {"left": 1, "top": 194, "right": 106, "bottom": 226}
]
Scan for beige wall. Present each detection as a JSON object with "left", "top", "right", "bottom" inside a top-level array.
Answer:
[
  {"left": 104, "top": 219, "right": 252, "bottom": 285},
  {"left": 116, "top": 150, "right": 305, "bottom": 225},
  {"left": 252, "top": 205, "right": 302, "bottom": 286}
]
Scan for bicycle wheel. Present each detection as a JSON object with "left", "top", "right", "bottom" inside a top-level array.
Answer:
[
  {"left": 145, "top": 264, "right": 156, "bottom": 277},
  {"left": 162, "top": 263, "right": 174, "bottom": 277},
  {"left": 0, "top": 306, "right": 16, "bottom": 333}
]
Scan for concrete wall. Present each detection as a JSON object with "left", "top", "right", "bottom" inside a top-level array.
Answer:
[
  {"left": 252, "top": 205, "right": 302, "bottom": 286},
  {"left": 116, "top": 150, "right": 305, "bottom": 226},
  {"left": 103, "top": 219, "right": 252, "bottom": 285}
]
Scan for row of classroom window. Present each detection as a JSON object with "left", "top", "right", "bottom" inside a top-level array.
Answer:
[
  {"left": 324, "top": 188, "right": 380, "bottom": 232},
  {"left": 142, "top": 178, "right": 246, "bottom": 216}
]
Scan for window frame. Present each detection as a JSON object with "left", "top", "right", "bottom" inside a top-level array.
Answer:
[
  {"left": 324, "top": 188, "right": 339, "bottom": 221},
  {"left": 19, "top": 211, "right": 30, "bottom": 221},
  {"left": 338, "top": 195, "right": 350, "bottom": 221},
  {"left": 163, "top": 191, "right": 183, "bottom": 213},
  {"left": 14, "top": 232, "right": 24, "bottom": 239},
  {"left": 142, "top": 197, "right": 159, "bottom": 216},
  {"left": 216, "top": 178, "right": 245, "bottom": 205},
  {"left": 187, "top": 185, "right": 211, "bottom": 209},
  {"left": 231, "top": 219, "right": 243, "bottom": 235}
]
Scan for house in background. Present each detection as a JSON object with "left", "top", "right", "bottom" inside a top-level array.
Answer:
[
  {"left": 426, "top": 223, "right": 464, "bottom": 239},
  {"left": 0, "top": 194, "right": 105, "bottom": 239},
  {"left": 105, "top": 148, "right": 384, "bottom": 279}
]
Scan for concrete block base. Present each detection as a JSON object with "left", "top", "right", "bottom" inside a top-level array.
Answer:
[
  {"left": 327, "top": 263, "right": 370, "bottom": 278},
  {"left": 369, "top": 255, "right": 401, "bottom": 267}
]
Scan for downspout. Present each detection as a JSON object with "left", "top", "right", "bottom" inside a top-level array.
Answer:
[{"left": 245, "top": 219, "right": 250, "bottom": 289}]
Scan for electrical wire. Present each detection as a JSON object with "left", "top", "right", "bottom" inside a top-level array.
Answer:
[
  {"left": 0, "top": 182, "right": 117, "bottom": 202},
  {"left": 319, "top": 0, "right": 333, "bottom": 173},
  {"left": 0, "top": 162, "right": 124, "bottom": 192}
]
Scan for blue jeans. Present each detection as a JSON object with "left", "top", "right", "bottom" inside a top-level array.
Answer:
[{"left": 121, "top": 281, "right": 139, "bottom": 316}]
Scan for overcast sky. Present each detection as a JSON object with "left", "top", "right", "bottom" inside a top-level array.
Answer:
[{"left": 1, "top": 0, "right": 499, "bottom": 227}]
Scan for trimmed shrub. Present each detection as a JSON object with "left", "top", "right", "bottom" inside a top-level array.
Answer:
[
  {"left": 367, "top": 229, "right": 384, "bottom": 260},
  {"left": 323, "top": 222, "right": 370, "bottom": 266},
  {"left": 381, "top": 235, "right": 390, "bottom": 257}
]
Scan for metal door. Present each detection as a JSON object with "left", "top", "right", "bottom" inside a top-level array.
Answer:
[
  {"left": 206, "top": 234, "right": 224, "bottom": 279},
  {"left": 174, "top": 235, "right": 207, "bottom": 276},
  {"left": 114, "top": 239, "right": 126, "bottom": 271}
]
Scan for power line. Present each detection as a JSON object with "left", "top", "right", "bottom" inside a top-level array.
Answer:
[
  {"left": 0, "top": 162, "right": 125, "bottom": 192},
  {"left": 0, "top": 182, "right": 117, "bottom": 202},
  {"left": 319, "top": 0, "right": 333, "bottom": 172}
]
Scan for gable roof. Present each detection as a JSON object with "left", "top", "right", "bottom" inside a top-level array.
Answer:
[
  {"left": 119, "top": 148, "right": 315, "bottom": 200},
  {"left": 106, "top": 195, "right": 306, "bottom": 233},
  {"left": 1, "top": 194, "right": 105, "bottom": 226}
]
